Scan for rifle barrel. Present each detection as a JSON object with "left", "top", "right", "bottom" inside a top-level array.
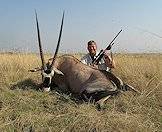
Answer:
[{"left": 109, "top": 29, "right": 122, "bottom": 46}]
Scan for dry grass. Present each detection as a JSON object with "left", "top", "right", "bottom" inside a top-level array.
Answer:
[{"left": 0, "top": 53, "right": 162, "bottom": 132}]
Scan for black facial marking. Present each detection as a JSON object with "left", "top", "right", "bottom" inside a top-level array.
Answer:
[
  {"left": 44, "top": 69, "right": 51, "bottom": 74},
  {"left": 43, "top": 77, "right": 51, "bottom": 87}
]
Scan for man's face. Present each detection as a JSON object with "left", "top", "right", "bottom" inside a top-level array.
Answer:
[{"left": 87, "top": 43, "right": 97, "bottom": 56}]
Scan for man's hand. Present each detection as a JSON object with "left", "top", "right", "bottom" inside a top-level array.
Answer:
[
  {"left": 103, "top": 50, "right": 116, "bottom": 68},
  {"left": 103, "top": 50, "right": 112, "bottom": 62}
]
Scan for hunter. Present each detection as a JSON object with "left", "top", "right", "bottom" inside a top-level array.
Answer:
[
  {"left": 81, "top": 40, "right": 125, "bottom": 91},
  {"left": 81, "top": 40, "right": 115, "bottom": 71}
]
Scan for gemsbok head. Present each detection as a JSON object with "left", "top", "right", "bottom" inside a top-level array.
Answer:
[{"left": 34, "top": 11, "right": 65, "bottom": 91}]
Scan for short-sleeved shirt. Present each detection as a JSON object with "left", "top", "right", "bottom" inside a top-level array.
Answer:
[{"left": 81, "top": 51, "right": 110, "bottom": 71}]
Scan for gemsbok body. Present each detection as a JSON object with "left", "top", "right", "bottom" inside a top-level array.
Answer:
[{"left": 31, "top": 11, "right": 140, "bottom": 107}]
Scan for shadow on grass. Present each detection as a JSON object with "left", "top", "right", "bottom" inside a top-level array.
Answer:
[
  {"left": 10, "top": 79, "right": 102, "bottom": 107},
  {"left": 50, "top": 84, "right": 83, "bottom": 104},
  {"left": 10, "top": 78, "right": 40, "bottom": 91},
  {"left": 9, "top": 79, "right": 100, "bottom": 109}
]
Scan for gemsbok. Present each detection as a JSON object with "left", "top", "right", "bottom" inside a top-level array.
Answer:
[{"left": 30, "top": 11, "right": 140, "bottom": 108}]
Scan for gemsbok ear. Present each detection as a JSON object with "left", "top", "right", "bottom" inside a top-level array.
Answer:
[
  {"left": 29, "top": 67, "right": 41, "bottom": 72},
  {"left": 53, "top": 67, "right": 64, "bottom": 75}
]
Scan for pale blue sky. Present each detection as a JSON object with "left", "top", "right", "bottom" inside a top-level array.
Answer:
[{"left": 0, "top": 0, "right": 162, "bottom": 53}]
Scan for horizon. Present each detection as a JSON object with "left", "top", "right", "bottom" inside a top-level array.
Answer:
[{"left": 0, "top": 0, "right": 162, "bottom": 53}]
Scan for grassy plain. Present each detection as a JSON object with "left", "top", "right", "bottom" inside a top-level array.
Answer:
[{"left": 0, "top": 53, "right": 162, "bottom": 131}]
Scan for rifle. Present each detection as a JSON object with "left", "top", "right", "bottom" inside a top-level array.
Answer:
[{"left": 92, "top": 29, "right": 122, "bottom": 64}]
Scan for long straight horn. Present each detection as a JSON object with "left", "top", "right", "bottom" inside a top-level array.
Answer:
[
  {"left": 50, "top": 11, "right": 65, "bottom": 68},
  {"left": 35, "top": 10, "right": 46, "bottom": 71}
]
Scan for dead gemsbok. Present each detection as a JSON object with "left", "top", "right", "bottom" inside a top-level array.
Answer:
[{"left": 30, "top": 11, "right": 140, "bottom": 107}]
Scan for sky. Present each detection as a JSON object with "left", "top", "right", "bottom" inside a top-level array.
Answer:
[{"left": 0, "top": 0, "right": 162, "bottom": 53}]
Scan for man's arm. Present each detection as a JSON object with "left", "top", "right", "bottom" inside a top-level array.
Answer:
[{"left": 103, "top": 50, "right": 116, "bottom": 69}]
